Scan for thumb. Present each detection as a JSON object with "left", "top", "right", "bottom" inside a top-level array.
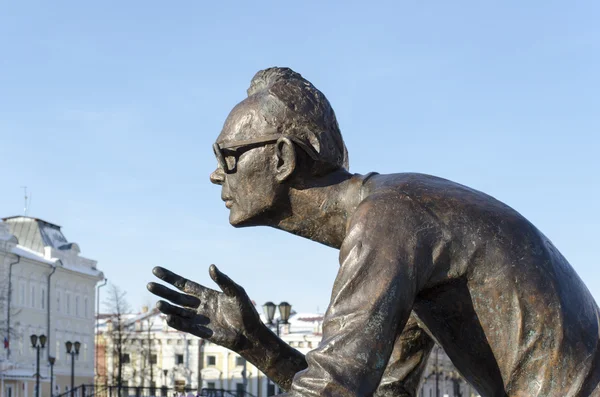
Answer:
[{"left": 209, "top": 264, "right": 240, "bottom": 297}]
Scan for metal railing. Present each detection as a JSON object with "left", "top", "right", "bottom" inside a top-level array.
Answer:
[{"left": 54, "top": 385, "right": 256, "bottom": 397}]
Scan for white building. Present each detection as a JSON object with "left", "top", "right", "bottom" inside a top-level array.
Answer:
[
  {"left": 420, "top": 345, "right": 480, "bottom": 397},
  {"left": 97, "top": 307, "right": 203, "bottom": 396},
  {"left": 0, "top": 216, "right": 104, "bottom": 397}
]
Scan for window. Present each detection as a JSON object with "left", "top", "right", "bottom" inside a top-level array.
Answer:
[
  {"left": 19, "top": 283, "right": 25, "bottom": 306},
  {"left": 236, "top": 384, "right": 245, "bottom": 397},
  {"left": 207, "top": 355, "right": 216, "bottom": 366},
  {"left": 30, "top": 284, "right": 35, "bottom": 308},
  {"left": 84, "top": 297, "right": 88, "bottom": 318},
  {"left": 41, "top": 287, "right": 46, "bottom": 310},
  {"left": 235, "top": 356, "right": 245, "bottom": 366},
  {"left": 121, "top": 354, "right": 130, "bottom": 364},
  {"left": 56, "top": 291, "right": 61, "bottom": 313},
  {"left": 66, "top": 293, "right": 71, "bottom": 315},
  {"left": 75, "top": 296, "right": 79, "bottom": 317},
  {"left": 207, "top": 382, "right": 216, "bottom": 390},
  {"left": 176, "top": 354, "right": 184, "bottom": 365},
  {"left": 150, "top": 354, "right": 157, "bottom": 364},
  {"left": 267, "top": 384, "right": 275, "bottom": 396}
]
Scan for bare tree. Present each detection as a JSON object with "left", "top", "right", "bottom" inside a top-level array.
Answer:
[
  {"left": 140, "top": 311, "right": 157, "bottom": 393},
  {"left": 1, "top": 282, "right": 21, "bottom": 358},
  {"left": 104, "top": 284, "right": 131, "bottom": 397}
]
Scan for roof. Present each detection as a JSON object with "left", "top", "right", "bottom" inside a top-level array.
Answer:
[
  {"left": 2, "top": 216, "right": 69, "bottom": 253},
  {"left": 2, "top": 215, "right": 61, "bottom": 228}
]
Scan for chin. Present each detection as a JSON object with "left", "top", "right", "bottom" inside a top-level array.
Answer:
[
  {"left": 228, "top": 210, "right": 261, "bottom": 228},
  {"left": 228, "top": 207, "right": 274, "bottom": 228}
]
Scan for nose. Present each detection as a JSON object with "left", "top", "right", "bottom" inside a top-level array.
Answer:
[{"left": 210, "top": 168, "right": 225, "bottom": 185}]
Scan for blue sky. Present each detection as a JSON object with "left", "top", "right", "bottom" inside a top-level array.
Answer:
[{"left": 1, "top": 1, "right": 598, "bottom": 314}]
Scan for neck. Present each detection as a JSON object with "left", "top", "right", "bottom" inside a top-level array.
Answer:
[{"left": 273, "top": 170, "right": 366, "bottom": 248}]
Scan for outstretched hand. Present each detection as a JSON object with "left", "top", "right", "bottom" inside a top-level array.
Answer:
[{"left": 147, "top": 265, "right": 262, "bottom": 352}]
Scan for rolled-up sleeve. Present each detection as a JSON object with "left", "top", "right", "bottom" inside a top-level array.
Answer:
[{"left": 286, "top": 197, "right": 431, "bottom": 397}]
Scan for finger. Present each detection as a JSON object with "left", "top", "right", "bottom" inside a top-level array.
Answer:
[
  {"left": 156, "top": 300, "right": 195, "bottom": 318},
  {"left": 147, "top": 282, "right": 200, "bottom": 308},
  {"left": 209, "top": 264, "right": 240, "bottom": 297},
  {"left": 152, "top": 266, "right": 207, "bottom": 295},
  {"left": 166, "top": 315, "right": 213, "bottom": 339}
]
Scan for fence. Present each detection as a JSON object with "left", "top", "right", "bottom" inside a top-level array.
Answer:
[{"left": 54, "top": 385, "right": 256, "bottom": 397}]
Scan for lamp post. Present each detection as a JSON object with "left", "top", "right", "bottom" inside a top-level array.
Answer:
[
  {"left": 30, "top": 334, "right": 47, "bottom": 397},
  {"left": 49, "top": 356, "right": 56, "bottom": 397},
  {"left": 66, "top": 341, "right": 81, "bottom": 397},
  {"left": 262, "top": 302, "right": 292, "bottom": 396}
]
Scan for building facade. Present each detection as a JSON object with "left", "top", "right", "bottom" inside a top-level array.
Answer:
[
  {"left": 96, "top": 307, "right": 203, "bottom": 396},
  {"left": 0, "top": 216, "right": 104, "bottom": 397}
]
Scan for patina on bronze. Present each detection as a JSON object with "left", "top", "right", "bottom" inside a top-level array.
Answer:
[{"left": 147, "top": 67, "right": 600, "bottom": 396}]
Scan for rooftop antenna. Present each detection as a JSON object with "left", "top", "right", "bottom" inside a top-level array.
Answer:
[{"left": 21, "top": 186, "right": 31, "bottom": 215}]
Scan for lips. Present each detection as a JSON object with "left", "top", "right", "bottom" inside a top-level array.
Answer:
[{"left": 222, "top": 197, "right": 233, "bottom": 209}]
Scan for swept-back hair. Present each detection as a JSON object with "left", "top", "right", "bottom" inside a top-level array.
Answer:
[{"left": 247, "top": 67, "right": 349, "bottom": 175}]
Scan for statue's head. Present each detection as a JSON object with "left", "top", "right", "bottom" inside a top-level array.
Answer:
[{"left": 210, "top": 67, "right": 348, "bottom": 227}]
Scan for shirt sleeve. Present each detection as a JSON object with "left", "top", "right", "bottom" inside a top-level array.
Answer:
[{"left": 285, "top": 196, "right": 434, "bottom": 397}]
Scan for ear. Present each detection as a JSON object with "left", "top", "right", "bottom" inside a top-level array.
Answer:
[{"left": 275, "top": 137, "right": 297, "bottom": 183}]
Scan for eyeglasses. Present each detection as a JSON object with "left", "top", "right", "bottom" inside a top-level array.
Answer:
[{"left": 213, "top": 133, "right": 319, "bottom": 174}]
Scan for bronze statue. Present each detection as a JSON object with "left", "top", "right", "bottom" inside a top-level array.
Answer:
[{"left": 148, "top": 67, "right": 600, "bottom": 396}]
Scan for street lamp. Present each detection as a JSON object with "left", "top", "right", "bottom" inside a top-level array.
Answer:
[
  {"left": 30, "top": 334, "right": 46, "bottom": 397},
  {"left": 48, "top": 356, "right": 56, "bottom": 397},
  {"left": 66, "top": 340, "right": 81, "bottom": 397},
  {"left": 262, "top": 302, "right": 292, "bottom": 337},
  {"left": 262, "top": 302, "right": 292, "bottom": 396}
]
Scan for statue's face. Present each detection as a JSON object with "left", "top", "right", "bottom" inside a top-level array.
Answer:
[{"left": 210, "top": 97, "right": 285, "bottom": 227}]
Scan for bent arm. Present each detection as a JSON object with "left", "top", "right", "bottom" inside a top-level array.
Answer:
[
  {"left": 239, "top": 313, "right": 434, "bottom": 395},
  {"left": 282, "top": 198, "right": 434, "bottom": 396}
]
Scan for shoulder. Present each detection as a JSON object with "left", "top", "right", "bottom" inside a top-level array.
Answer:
[
  {"left": 343, "top": 173, "right": 452, "bottom": 246},
  {"left": 349, "top": 173, "right": 442, "bottom": 229}
]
